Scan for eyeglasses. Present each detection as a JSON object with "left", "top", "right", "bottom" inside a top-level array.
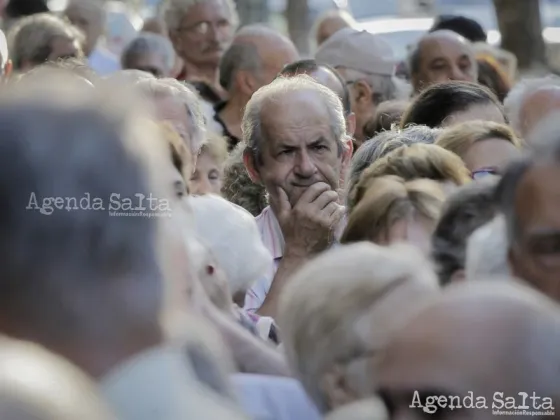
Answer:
[
  {"left": 177, "top": 20, "right": 231, "bottom": 36},
  {"left": 471, "top": 167, "right": 499, "bottom": 180}
]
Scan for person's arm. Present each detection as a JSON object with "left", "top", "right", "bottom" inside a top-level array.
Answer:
[
  {"left": 256, "top": 183, "right": 344, "bottom": 319},
  {"left": 207, "top": 306, "right": 291, "bottom": 377},
  {"left": 256, "top": 251, "right": 308, "bottom": 318}
]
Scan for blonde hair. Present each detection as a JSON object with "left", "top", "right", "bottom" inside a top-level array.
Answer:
[
  {"left": 199, "top": 132, "right": 228, "bottom": 165},
  {"left": 342, "top": 176, "right": 446, "bottom": 245},
  {"left": 157, "top": 121, "right": 193, "bottom": 184},
  {"left": 349, "top": 143, "right": 470, "bottom": 210},
  {"left": 278, "top": 242, "right": 439, "bottom": 412},
  {"left": 435, "top": 120, "right": 522, "bottom": 161},
  {"left": 8, "top": 13, "right": 84, "bottom": 71}
]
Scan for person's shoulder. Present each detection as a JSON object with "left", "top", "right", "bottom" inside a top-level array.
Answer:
[{"left": 233, "top": 374, "right": 322, "bottom": 420}]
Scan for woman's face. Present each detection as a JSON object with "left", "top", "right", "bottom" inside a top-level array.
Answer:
[
  {"left": 442, "top": 103, "right": 506, "bottom": 128},
  {"left": 463, "top": 137, "right": 521, "bottom": 174},
  {"left": 190, "top": 151, "right": 223, "bottom": 196}
]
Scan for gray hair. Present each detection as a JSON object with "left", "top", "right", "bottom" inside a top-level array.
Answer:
[
  {"left": 242, "top": 74, "right": 348, "bottom": 163},
  {"left": 466, "top": 215, "right": 511, "bottom": 281},
  {"left": 8, "top": 13, "right": 84, "bottom": 70},
  {"left": 432, "top": 177, "right": 500, "bottom": 285},
  {"left": 0, "top": 79, "right": 164, "bottom": 347},
  {"left": 345, "top": 125, "right": 441, "bottom": 206},
  {"left": 161, "top": 0, "right": 239, "bottom": 33},
  {"left": 504, "top": 75, "right": 560, "bottom": 136},
  {"left": 135, "top": 77, "right": 206, "bottom": 154},
  {"left": 121, "top": 32, "right": 176, "bottom": 74}
]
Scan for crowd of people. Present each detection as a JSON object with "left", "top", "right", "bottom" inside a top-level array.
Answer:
[{"left": 0, "top": 0, "right": 558, "bottom": 419}]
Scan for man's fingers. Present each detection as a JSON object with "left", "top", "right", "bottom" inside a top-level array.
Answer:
[
  {"left": 296, "top": 182, "right": 331, "bottom": 206},
  {"left": 270, "top": 186, "right": 291, "bottom": 220},
  {"left": 313, "top": 190, "right": 339, "bottom": 210}
]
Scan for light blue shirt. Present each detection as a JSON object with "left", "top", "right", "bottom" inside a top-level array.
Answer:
[{"left": 232, "top": 373, "right": 322, "bottom": 420}]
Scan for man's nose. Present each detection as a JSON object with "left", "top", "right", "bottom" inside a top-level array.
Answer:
[
  {"left": 450, "top": 65, "right": 468, "bottom": 81},
  {"left": 294, "top": 151, "right": 317, "bottom": 178}
]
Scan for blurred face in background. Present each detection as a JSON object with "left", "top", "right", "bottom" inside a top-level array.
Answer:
[
  {"left": 190, "top": 150, "right": 223, "bottom": 196},
  {"left": 509, "top": 162, "right": 560, "bottom": 303},
  {"left": 413, "top": 31, "right": 478, "bottom": 92},
  {"left": 65, "top": 0, "right": 105, "bottom": 56},
  {"left": 125, "top": 52, "right": 172, "bottom": 78},
  {"left": 170, "top": 0, "right": 234, "bottom": 67}
]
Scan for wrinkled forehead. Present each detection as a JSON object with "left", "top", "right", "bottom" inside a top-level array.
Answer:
[
  {"left": 420, "top": 36, "right": 474, "bottom": 61},
  {"left": 260, "top": 90, "right": 334, "bottom": 139}
]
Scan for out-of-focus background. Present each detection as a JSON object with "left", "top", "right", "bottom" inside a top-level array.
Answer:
[{"left": 20, "top": 0, "right": 560, "bottom": 75}]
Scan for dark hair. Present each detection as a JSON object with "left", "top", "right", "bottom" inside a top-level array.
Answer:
[
  {"left": 477, "top": 56, "right": 512, "bottom": 103},
  {"left": 279, "top": 59, "right": 352, "bottom": 116},
  {"left": 432, "top": 178, "right": 499, "bottom": 285},
  {"left": 429, "top": 14, "right": 487, "bottom": 43},
  {"left": 364, "top": 100, "right": 409, "bottom": 138},
  {"left": 400, "top": 81, "right": 505, "bottom": 128},
  {"left": 6, "top": 0, "right": 49, "bottom": 18}
]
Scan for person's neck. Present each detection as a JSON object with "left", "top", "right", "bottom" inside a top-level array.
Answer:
[
  {"left": 218, "top": 93, "right": 249, "bottom": 140},
  {"left": 183, "top": 61, "right": 222, "bottom": 90}
]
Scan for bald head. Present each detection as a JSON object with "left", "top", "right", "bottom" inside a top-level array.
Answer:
[
  {"left": 379, "top": 282, "right": 560, "bottom": 420},
  {"left": 410, "top": 30, "right": 477, "bottom": 93},
  {"left": 219, "top": 25, "right": 299, "bottom": 96},
  {"left": 315, "top": 10, "right": 355, "bottom": 46}
]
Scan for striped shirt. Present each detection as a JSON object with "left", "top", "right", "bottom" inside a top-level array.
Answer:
[{"left": 244, "top": 205, "right": 346, "bottom": 312}]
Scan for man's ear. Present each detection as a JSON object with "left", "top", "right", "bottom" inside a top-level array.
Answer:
[
  {"left": 320, "top": 365, "right": 356, "bottom": 411},
  {"left": 235, "top": 70, "right": 258, "bottom": 97},
  {"left": 345, "top": 112, "right": 356, "bottom": 138},
  {"left": 243, "top": 149, "right": 261, "bottom": 184},
  {"left": 353, "top": 80, "right": 373, "bottom": 107},
  {"left": 342, "top": 136, "right": 353, "bottom": 166},
  {"left": 3, "top": 59, "right": 12, "bottom": 79}
]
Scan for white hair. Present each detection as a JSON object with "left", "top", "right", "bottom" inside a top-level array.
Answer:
[
  {"left": 465, "top": 215, "right": 511, "bottom": 281},
  {"left": 135, "top": 78, "right": 206, "bottom": 154},
  {"left": 242, "top": 74, "right": 348, "bottom": 161},
  {"left": 121, "top": 32, "right": 176, "bottom": 74},
  {"left": 504, "top": 75, "right": 560, "bottom": 135},
  {"left": 161, "top": 0, "right": 239, "bottom": 33},
  {"left": 189, "top": 194, "right": 272, "bottom": 295},
  {"left": 325, "top": 396, "right": 388, "bottom": 420},
  {"left": 525, "top": 110, "right": 560, "bottom": 150},
  {"left": 278, "top": 242, "right": 439, "bottom": 412}
]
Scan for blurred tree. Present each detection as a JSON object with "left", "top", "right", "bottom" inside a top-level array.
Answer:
[
  {"left": 493, "top": 0, "right": 548, "bottom": 73},
  {"left": 286, "top": 0, "right": 310, "bottom": 55}
]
